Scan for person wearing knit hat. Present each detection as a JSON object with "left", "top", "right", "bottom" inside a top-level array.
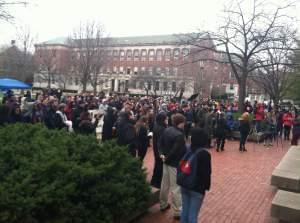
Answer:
[{"left": 239, "top": 112, "right": 250, "bottom": 152}]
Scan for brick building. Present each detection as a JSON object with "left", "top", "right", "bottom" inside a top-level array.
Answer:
[{"left": 34, "top": 34, "right": 239, "bottom": 98}]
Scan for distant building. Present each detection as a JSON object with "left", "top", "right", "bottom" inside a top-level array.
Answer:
[{"left": 34, "top": 34, "right": 240, "bottom": 98}]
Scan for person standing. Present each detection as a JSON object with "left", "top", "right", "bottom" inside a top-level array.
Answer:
[
  {"left": 291, "top": 115, "right": 300, "bottom": 145},
  {"left": 151, "top": 112, "right": 168, "bottom": 189},
  {"left": 239, "top": 112, "right": 250, "bottom": 152},
  {"left": 283, "top": 110, "right": 293, "bottom": 140},
  {"left": 179, "top": 128, "right": 211, "bottom": 223},
  {"left": 116, "top": 111, "right": 137, "bottom": 157},
  {"left": 135, "top": 116, "right": 149, "bottom": 161},
  {"left": 159, "top": 113, "right": 186, "bottom": 219},
  {"left": 215, "top": 112, "right": 228, "bottom": 152}
]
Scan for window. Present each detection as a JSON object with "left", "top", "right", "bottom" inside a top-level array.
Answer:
[
  {"left": 148, "top": 67, "right": 153, "bottom": 75},
  {"left": 126, "top": 50, "right": 132, "bottom": 61},
  {"left": 149, "top": 49, "right": 155, "bottom": 61},
  {"left": 52, "top": 49, "right": 57, "bottom": 58},
  {"left": 165, "top": 67, "right": 170, "bottom": 76},
  {"left": 75, "top": 78, "right": 79, "bottom": 86},
  {"left": 172, "top": 82, "right": 176, "bottom": 92},
  {"left": 113, "top": 50, "right": 119, "bottom": 60},
  {"left": 113, "top": 66, "right": 118, "bottom": 74},
  {"left": 68, "top": 77, "right": 73, "bottom": 85},
  {"left": 230, "top": 83, "right": 234, "bottom": 90},
  {"left": 141, "top": 67, "right": 146, "bottom": 74},
  {"left": 155, "top": 81, "right": 160, "bottom": 91},
  {"left": 127, "top": 67, "right": 131, "bottom": 75},
  {"left": 131, "top": 80, "right": 137, "bottom": 89},
  {"left": 134, "top": 67, "right": 138, "bottom": 75},
  {"left": 173, "top": 67, "right": 178, "bottom": 76},
  {"left": 105, "top": 79, "right": 109, "bottom": 87},
  {"left": 156, "top": 49, "right": 163, "bottom": 61},
  {"left": 182, "top": 48, "right": 189, "bottom": 61},
  {"left": 199, "top": 61, "right": 204, "bottom": 68},
  {"left": 120, "top": 50, "right": 125, "bottom": 61},
  {"left": 174, "top": 49, "right": 180, "bottom": 60},
  {"left": 163, "top": 82, "right": 168, "bottom": 91},
  {"left": 134, "top": 50, "right": 139, "bottom": 61},
  {"left": 119, "top": 66, "right": 124, "bottom": 74},
  {"left": 229, "top": 71, "right": 234, "bottom": 79},
  {"left": 106, "top": 50, "right": 112, "bottom": 57},
  {"left": 141, "top": 50, "right": 147, "bottom": 61},
  {"left": 165, "top": 49, "right": 171, "bottom": 61},
  {"left": 107, "top": 67, "right": 111, "bottom": 74},
  {"left": 156, "top": 67, "right": 161, "bottom": 76}
]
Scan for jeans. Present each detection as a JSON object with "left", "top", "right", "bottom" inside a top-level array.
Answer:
[
  {"left": 181, "top": 187, "right": 204, "bottom": 223},
  {"left": 239, "top": 132, "right": 248, "bottom": 150}
]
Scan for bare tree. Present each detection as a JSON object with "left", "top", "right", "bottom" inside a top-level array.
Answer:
[
  {"left": 15, "top": 25, "right": 36, "bottom": 82},
  {"left": 0, "top": 0, "right": 28, "bottom": 22},
  {"left": 183, "top": 0, "right": 297, "bottom": 111},
  {"left": 69, "top": 21, "right": 109, "bottom": 93},
  {"left": 251, "top": 30, "right": 297, "bottom": 105},
  {"left": 36, "top": 45, "right": 57, "bottom": 88},
  {"left": 0, "top": 28, "right": 35, "bottom": 82}
]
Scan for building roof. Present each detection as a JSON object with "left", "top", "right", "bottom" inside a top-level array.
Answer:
[
  {"left": 37, "top": 33, "right": 207, "bottom": 47},
  {"left": 39, "top": 37, "right": 69, "bottom": 46}
]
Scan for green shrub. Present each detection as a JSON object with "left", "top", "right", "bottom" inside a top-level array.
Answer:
[{"left": 0, "top": 124, "right": 151, "bottom": 223}]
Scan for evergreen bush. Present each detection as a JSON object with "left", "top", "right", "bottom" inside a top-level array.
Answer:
[{"left": 0, "top": 124, "right": 150, "bottom": 223}]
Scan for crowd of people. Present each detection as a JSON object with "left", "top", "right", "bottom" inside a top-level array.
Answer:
[{"left": 0, "top": 89, "right": 300, "bottom": 222}]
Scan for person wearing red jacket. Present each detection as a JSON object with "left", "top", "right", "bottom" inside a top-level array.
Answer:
[
  {"left": 254, "top": 103, "right": 264, "bottom": 132},
  {"left": 283, "top": 110, "right": 293, "bottom": 140}
]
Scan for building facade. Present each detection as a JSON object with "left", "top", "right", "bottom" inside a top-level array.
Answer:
[{"left": 34, "top": 34, "right": 237, "bottom": 98}]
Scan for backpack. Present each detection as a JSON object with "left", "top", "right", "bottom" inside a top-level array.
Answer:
[{"left": 177, "top": 148, "right": 203, "bottom": 190}]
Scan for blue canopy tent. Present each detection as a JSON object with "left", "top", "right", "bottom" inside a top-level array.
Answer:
[{"left": 0, "top": 78, "right": 31, "bottom": 90}]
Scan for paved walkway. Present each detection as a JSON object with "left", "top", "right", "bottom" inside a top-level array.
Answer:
[{"left": 137, "top": 139, "right": 290, "bottom": 223}]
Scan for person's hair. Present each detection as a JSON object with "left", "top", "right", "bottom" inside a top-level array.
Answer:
[
  {"left": 156, "top": 112, "right": 168, "bottom": 127},
  {"left": 135, "top": 116, "right": 148, "bottom": 134},
  {"left": 171, "top": 113, "right": 186, "bottom": 127},
  {"left": 190, "top": 128, "right": 208, "bottom": 151}
]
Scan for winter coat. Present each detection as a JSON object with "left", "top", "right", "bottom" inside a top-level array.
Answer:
[
  {"left": 186, "top": 148, "right": 211, "bottom": 195},
  {"left": 239, "top": 120, "right": 250, "bottom": 135},
  {"left": 283, "top": 113, "right": 293, "bottom": 127},
  {"left": 160, "top": 126, "right": 186, "bottom": 168}
]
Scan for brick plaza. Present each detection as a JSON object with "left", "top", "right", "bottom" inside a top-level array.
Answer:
[{"left": 138, "top": 140, "right": 290, "bottom": 223}]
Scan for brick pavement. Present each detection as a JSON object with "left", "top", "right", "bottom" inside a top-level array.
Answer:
[{"left": 136, "top": 139, "right": 290, "bottom": 223}]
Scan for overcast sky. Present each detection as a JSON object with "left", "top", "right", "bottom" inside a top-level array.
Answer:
[{"left": 0, "top": 0, "right": 299, "bottom": 46}]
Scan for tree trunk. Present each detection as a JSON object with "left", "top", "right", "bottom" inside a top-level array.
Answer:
[
  {"left": 238, "top": 76, "right": 247, "bottom": 113},
  {"left": 47, "top": 74, "right": 51, "bottom": 88},
  {"left": 82, "top": 74, "right": 88, "bottom": 93},
  {"left": 93, "top": 84, "right": 97, "bottom": 95}
]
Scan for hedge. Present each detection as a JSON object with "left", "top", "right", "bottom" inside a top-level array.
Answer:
[{"left": 0, "top": 124, "right": 151, "bottom": 223}]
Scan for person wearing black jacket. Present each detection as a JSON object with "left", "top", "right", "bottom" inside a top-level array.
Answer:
[
  {"left": 116, "top": 111, "right": 136, "bottom": 157},
  {"left": 150, "top": 112, "right": 168, "bottom": 189},
  {"left": 102, "top": 106, "right": 117, "bottom": 141},
  {"left": 239, "top": 112, "right": 251, "bottom": 152},
  {"left": 44, "top": 101, "right": 57, "bottom": 129},
  {"left": 135, "top": 116, "right": 149, "bottom": 161},
  {"left": 180, "top": 128, "right": 211, "bottom": 223},
  {"left": 159, "top": 113, "right": 186, "bottom": 220},
  {"left": 215, "top": 112, "right": 229, "bottom": 152}
]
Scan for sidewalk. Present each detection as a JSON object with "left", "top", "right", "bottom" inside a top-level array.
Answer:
[{"left": 137, "top": 140, "right": 290, "bottom": 223}]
